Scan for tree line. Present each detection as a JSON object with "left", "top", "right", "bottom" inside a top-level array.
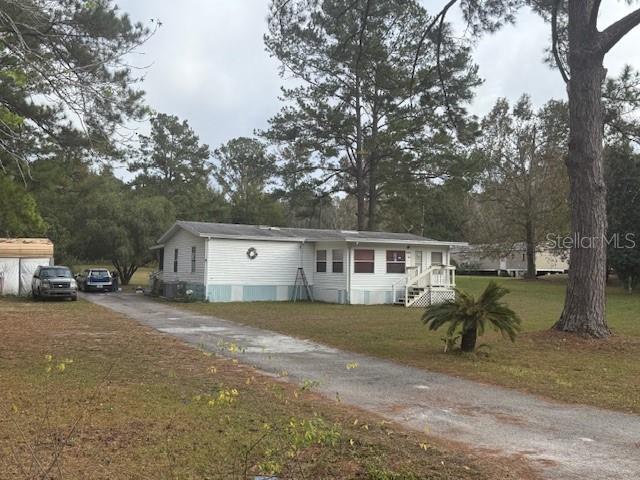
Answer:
[{"left": 2, "top": 0, "right": 640, "bottom": 338}]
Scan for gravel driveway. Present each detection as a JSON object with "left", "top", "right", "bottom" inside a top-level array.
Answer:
[{"left": 85, "top": 292, "right": 640, "bottom": 480}]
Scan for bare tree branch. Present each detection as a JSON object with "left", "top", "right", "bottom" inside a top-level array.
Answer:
[
  {"left": 599, "top": 7, "right": 640, "bottom": 54},
  {"left": 410, "top": 0, "right": 458, "bottom": 90},
  {"left": 552, "top": 0, "right": 569, "bottom": 84}
]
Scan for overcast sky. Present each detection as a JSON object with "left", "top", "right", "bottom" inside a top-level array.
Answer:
[{"left": 116, "top": 0, "right": 640, "bottom": 155}]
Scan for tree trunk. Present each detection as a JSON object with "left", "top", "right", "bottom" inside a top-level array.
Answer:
[
  {"left": 525, "top": 219, "right": 537, "bottom": 279},
  {"left": 367, "top": 108, "right": 379, "bottom": 231},
  {"left": 356, "top": 175, "right": 367, "bottom": 231},
  {"left": 355, "top": 77, "right": 367, "bottom": 231},
  {"left": 113, "top": 262, "right": 137, "bottom": 286},
  {"left": 460, "top": 327, "right": 477, "bottom": 352},
  {"left": 367, "top": 153, "right": 377, "bottom": 231},
  {"left": 553, "top": 3, "right": 610, "bottom": 338}
]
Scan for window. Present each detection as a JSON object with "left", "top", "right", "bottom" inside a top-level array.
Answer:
[
  {"left": 41, "top": 267, "right": 73, "bottom": 279},
  {"left": 386, "top": 250, "right": 406, "bottom": 274},
  {"left": 316, "top": 250, "right": 327, "bottom": 272},
  {"left": 158, "top": 248, "right": 164, "bottom": 271},
  {"left": 191, "top": 246, "right": 197, "bottom": 273},
  {"left": 89, "top": 270, "right": 110, "bottom": 281},
  {"left": 173, "top": 248, "right": 179, "bottom": 273},
  {"left": 431, "top": 251, "right": 443, "bottom": 265},
  {"left": 354, "top": 249, "right": 375, "bottom": 273},
  {"left": 332, "top": 249, "right": 344, "bottom": 273}
]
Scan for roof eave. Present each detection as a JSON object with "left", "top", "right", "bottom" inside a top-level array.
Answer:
[
  {"left": 201, "top": 233, "right": 309, "bottom": 243},
  {"left": 156, "top": 221, "right": 468, "bottom": 247},
  {"left": 345, "top": 238, "right": 468, "bottom": 247}
]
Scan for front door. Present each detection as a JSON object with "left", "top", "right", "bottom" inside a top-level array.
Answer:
[{"left": 414, "top": 250, "right": 423, "bottom": 274}]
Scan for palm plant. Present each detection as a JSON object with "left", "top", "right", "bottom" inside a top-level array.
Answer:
[{"left": 422, "top": 281, "right": 521, "bottom": 352}]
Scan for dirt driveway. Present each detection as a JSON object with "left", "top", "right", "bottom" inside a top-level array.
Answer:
[{"left": 85, "top": 292, "right": 640, "bottom": 480}]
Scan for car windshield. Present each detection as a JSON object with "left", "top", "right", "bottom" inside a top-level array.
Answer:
[
  {"left": 90, "top": 270, "right": 110, "bottom": 279},
  {"left": 41, "top": 267, "right": 72, "bottom": 278}
]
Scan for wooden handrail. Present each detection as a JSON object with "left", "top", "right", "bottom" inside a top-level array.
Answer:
[
  {"left": 406, "top": 265, "right": 455, "bottom": 289},
  {"left": 404, "top": 265, "right": 456, "bottom": 308}
]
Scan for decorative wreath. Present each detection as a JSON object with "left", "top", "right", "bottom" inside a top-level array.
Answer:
[{"left": 246, "top": 247, "right": 258, "bottom": 260}]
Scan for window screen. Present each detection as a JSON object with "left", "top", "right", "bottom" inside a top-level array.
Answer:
[
  {"left": 386, "top": 250, "right": 406, "bottom": 274},
  {"left": 332, "top": 249, "right": 344, "bottom": 273},
  {"left": 354, "top": 249, "right": 375, "bottom": 273},
  {"left": 316, "top": 250, "right": 327, "bottom": 273}
]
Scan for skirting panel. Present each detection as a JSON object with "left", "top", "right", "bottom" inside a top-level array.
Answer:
[
  {"left": 243, "top": 285, "right": 278, "bottom": 301},
  {"left": 313, "top": 288, "right": 347, "bottom": 304},
  {"left": 349, "top": 289, "right": 395, "bottom": 305},
  {"left": 207, "top": 284, "right": 232, "bottom": 302},
  {"left": 205, "top": 284, "right": 314, "bottom": 302}
]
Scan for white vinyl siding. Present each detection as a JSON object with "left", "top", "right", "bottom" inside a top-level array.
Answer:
[
  {"left": 161, "top": 229, "right": 206, "bottom": 284},
  {"left": 351, "top": 244, "right": 407, "bottom": 291},
  {"left": 156, "top": 223, "right": 457, "bottom": 305},
  {"left": 349, "top": 245, "right": 449, "bottom": 304},
  {"left": 312, "top": 242, "right": 347, "bottom": 303},
  {"left": 206, "top": 238, "right": 314, "bottom": 286}
]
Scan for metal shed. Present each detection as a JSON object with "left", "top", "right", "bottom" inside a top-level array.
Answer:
[{"left": 0, "top": 238, "right": 54, "bottom": 296}]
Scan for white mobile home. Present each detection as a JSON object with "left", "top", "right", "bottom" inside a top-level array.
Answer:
[
  {"left": 451, "top": 243, "right": 569, "bottom": 277},
  {"left": 152, "top": 221, "right": 465, "bottom": 307},
  {"left": 0, "top": 238, "right": 54, "bottom": 296}
]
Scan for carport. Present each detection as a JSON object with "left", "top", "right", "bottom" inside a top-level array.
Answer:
[{"left": 0, "top": 238, "right": 54, "bottom": 296}]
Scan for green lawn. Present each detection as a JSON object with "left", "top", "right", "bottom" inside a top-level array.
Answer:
[
  {"left": 0, "top": 297, "right": 532, "bottom": 479},
  {"left": 182, "top": 276, "right": 640, "bottom": 414}
]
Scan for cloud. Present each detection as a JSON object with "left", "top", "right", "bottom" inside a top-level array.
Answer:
[
  {"left": 116, "top": 0, "right": 640, "bottom": 152},
  {"left": 118, "top": 0, "right": 282, "bottom": 150}
]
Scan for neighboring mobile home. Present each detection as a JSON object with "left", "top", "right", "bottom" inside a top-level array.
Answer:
[
  {"left": 0, "top": 238, "right": 54, "bottom": 296},
  {"left": 152, "top": 221, "right": 466, "bottom": 307},
  {"left": 451, "top": 243, "right": 569, "bottom": 277}
]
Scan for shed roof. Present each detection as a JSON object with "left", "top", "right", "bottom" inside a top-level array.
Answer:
[
  {"left": 0, "top": 238, "right": 54, "bottom": 258},
  {"left": 157, "top": 221, "right": 466, "bottom": 247}
]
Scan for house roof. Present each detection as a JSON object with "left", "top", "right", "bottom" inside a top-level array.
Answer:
[
  {"left": 451, "top": 242, "right": 569, "bottom": 255},
  {"left": 156, "top": 221, "right": 466, "bottom": 247},
  {"left": 0, "top": 238, "right": 54, "bottom": 257}
]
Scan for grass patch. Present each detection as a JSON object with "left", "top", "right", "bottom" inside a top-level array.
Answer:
[
  {"left": 0, "top": 297, "right": 534, "bottom": 479},
  {"left": 181, "top": 276, "right": 640, "bottom": 414}
]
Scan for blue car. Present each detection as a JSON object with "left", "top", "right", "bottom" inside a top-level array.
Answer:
[{"left": 77, "top": 268, "right": 114, "bottom": 292}]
